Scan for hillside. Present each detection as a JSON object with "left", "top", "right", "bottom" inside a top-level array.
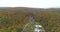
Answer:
[{"left": 0, "top": 7, "right": 60, "bottom": 32}]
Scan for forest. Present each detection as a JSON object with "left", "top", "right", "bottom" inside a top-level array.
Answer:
[{"left": 0, "top": 7, "right": 60, "bottom": 32}]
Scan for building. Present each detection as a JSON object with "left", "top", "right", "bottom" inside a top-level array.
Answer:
[{"left": 34, "top": 25, "right": 45, "bottom": 32}]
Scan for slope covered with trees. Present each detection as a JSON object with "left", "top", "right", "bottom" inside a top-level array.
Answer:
[{"left": 0, "top": 7, "right": 60, "bottom": 32}]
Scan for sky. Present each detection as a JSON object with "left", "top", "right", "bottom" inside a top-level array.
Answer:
[{"left": 0, "top": 0, "right": 60, "bottom": 8}]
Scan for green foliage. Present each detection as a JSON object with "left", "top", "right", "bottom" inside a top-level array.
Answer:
[
  {"left": 35, "top": 11, "right": 60, "bottom": 32},
  {"left": 0, "top": 8, "right": 60, "bottom": 32}
]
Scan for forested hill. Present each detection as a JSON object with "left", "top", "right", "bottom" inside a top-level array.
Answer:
[
  {"left": 0, "top": 7, "right": 45, "bottom": 11},
  {"left": 0, "top": 7, "right": 60, "bottom": 32}
]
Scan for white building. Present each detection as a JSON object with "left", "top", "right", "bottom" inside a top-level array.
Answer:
[
  {"left": 34, "top": 28, "right": 40, "bottom": 32},
  {"left": 34, "top": 25, "right": 45, "bottom": 32},
  {"left": 35, "top": 25, "right": 42, "bottom": 28}
]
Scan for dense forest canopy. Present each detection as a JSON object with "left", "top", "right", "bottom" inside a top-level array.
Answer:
[{"left": 0, "top": 7, "right": 60, "bottom": 32}]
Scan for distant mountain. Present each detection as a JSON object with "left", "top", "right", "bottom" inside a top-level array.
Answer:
[
  {"left": 0, "top": 7, "right": 45, "bottom": 11},
  {"left": 0, "top": 7, "right": 60, "bottom": 12}
]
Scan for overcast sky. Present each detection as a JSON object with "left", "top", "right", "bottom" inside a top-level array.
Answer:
[{"left": 0, "top": 0, "right": 60, "bottom": 8}]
